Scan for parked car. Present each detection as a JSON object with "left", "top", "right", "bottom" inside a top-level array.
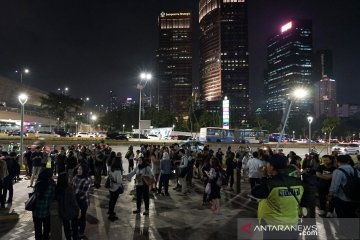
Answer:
[
  {"left": 96, "top": 132, "right": 107, "bottom": 138},
  {"left": 132, "top": 134, "right": 148, "bottom": 139},
  {"left": 7, "top": 131, "right": 27, "bottom": 137},
  {"left": 76, "top": 132, "right": 96, "bottom": 138},
  {"left": 36, "top": 131, "right": 60, "bottom": 138},
  {"left": 146, "top": 134, "right": 159, "bottom": 140},
  {"left": 331, "top": 143, "right": 359, "bottom": 155},
  {"left": 179, "top": 140, "right": 205, "bottom": 152},
  {"left": 54, "top": 130, "right": 72, "bottom": 137},
  {"left": 106, "top": 133, "right": 128, "bottom": 140}
]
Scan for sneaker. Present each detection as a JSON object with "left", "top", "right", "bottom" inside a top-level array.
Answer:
[
  {"left": 143, "top": 210, "right": 149, "bottom": 216},
  {"left": 326, "top": 212, "right": 334, "bottom": 218},
  {"left": 133, "top": 209, "right": 140, "bottom": 214}
]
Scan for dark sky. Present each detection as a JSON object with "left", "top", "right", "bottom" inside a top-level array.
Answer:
[{"left": 0, "top": 0, "right": 359, "bottom": 108}]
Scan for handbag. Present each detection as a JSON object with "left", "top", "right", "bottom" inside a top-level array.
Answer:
[
  {"left": 205, "top": 182, "right": 211, "bottom": 195},
  {"left": 116, "top": 184, "right": 124, "bottom": 194},
  {"left": 142, "top": 176, "right": 155, "bottom": 186},
  {"left": 25, "top": 192, "right": 37, "bottom": 211}
]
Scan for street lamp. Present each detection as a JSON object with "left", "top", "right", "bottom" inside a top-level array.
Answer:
[
  {"left": 307, "top": 116, "right": 313, "bottom": 153},
  {"left": 276, "top": 88, "right": 309, "bottom": 151},
  {"left": 75, "top": 122, "right": 78, "bottom": 135},
  {"left": 131, "top": 125, "right": 134, "bottom": 132},
  {"left": 122, "top": 124, "right": 125, "bottom": 133},
  {"left": 138, "top": 72, "right": 152, "bottom": 141},
  {"left": 292, "top": 130, "right": 295, "bottom": 140},
  {"left": 16, "top": 68, "right": 30, "bottom": 84},
  {"left": 90, "top": 115, "right": 97, "bottom": 132},
  {"left": 18, "top": 93, "right": 28, "bottom": 167}
]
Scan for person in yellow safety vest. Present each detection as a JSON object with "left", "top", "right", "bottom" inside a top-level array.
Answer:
[{"left": 252, "top": 154, "right": 306, "bottom": 240}]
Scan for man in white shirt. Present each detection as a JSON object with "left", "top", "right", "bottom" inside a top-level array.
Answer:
[{"left": 245, "top": 151, "right": 264, "bottom": 189}]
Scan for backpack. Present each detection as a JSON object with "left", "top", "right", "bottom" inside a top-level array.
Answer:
[
  {"left": 216, "top": 170, "right": 227, "bottom": 187},
  {"left": 337, "top": 167, "right": 360, "bottom": 202}
]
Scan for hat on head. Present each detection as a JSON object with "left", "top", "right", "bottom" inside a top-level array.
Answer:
[{"left": 267, "top": 154, "right": 288, "bottom": 170}]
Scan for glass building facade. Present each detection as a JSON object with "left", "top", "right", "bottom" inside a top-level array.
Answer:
[
  {"left": 199, "top": 0, "right": 249, "bottom": 128},
  {"left": 265, "top": 20, "right": 313, "bottom": 113},
  {"left": 157, "top": 12, "right": 192, "bottom": 116}
]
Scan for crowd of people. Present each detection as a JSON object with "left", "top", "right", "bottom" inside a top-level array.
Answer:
[{"left": 1, "top": 141, "right": 360, "bottom": 239}]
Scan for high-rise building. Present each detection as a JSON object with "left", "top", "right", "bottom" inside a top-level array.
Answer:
[
  {"left": 108, "top": 90, "right": 118, "bottom": 112},
  {"left": 313, "top": 50, "right": 334, "bottom": 83},
  {"left": 199, "top": 0, "right": 249, "bottom": 128},
  {"left": 265, "top": 20, "right": 313, "bottom": 113},
  {"left": 157, "top": 12, "right": 192, "bottom": 116},
  {"left": 315, "top": 75, "right": 337, "bottom": 118}
]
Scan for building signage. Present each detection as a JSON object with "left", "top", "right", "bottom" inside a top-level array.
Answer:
[
  {"left": 281, "top": 21, "right": 292, "bottom": 33},
  {"left": 223, "top": 96, "right": 229, "bottom": 129}
]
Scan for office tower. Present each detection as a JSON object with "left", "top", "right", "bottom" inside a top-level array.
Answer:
[
  {"left": 199, "top": 0, "right": 249, "bottom": 128},
  {"left": 157, "top": 12, "right": 192, "bottom": 116},
  {"left": 315, "top": 75, "right": 337, "bottom": 118},
  {"left": 313, "top": 49, "right": 334, "bottom": 82},
  {"left": 265, "top": 20, "right": 313, "bottom": 113},
  {"left": 108, "top": 90, "right": 118, "bottom": 112}
]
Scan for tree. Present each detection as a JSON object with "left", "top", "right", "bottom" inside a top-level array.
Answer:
[
  {"left": 322, "top": 117, "right": 340, "bottom": 141},
  {"left": 40, "top": 93, "right": 83, "bottom": 126}
]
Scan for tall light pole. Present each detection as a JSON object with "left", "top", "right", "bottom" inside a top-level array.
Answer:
[
  {"left": 122, "top": 124, "right": 125, "bottom": 133},
  {"left": 276, "top": 88, "right": 308, "bottom": 151},
  {"left": 75, "top": 121, "right": 78, "bottom": 135},
  {"left": 16, "top": 68, "right": 30, "bottom": 84},
  {"left": 307, "top": 116, "right": 313, "bottom": 153},
  {"left": 131, "top": 125, "right": 134, "bottom": 132},
  {"left": 91, "top": 115, "right": 97, "bottom": 132},
  {"left": 138, "top": 72, "right": 152, "bottom": 141},
  {"left": 18, "top": 93, "right": 28, "bottom": 167},
  {"left": 292, "top": 130, "right": 295, "bottom": 140}
]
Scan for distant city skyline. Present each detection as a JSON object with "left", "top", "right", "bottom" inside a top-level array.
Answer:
[{"left": 0, "top": 0, "right": 359, "bottom": 108}]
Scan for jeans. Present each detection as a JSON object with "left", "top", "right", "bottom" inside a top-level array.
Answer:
[
  {"left": 136, "top": 185, "right": 149, "bottom": 211},
  {"left": 33, "top": 215, "right": 51, "bottom": 240},
  {"left": 94, "top": 165, "right": 103, "bottom": 186},
  {"left": 333, "top": 197, "right": 357, "bottom": 238},
  {"left": 158, "top": 174, "right": 170, "bottom": 194},
  {"left": 250, "top": 178, "right": 260, "bottom": 189},
  {"left": 63, "top": 219, "right": 78, "bottom": 240},
  {"left": 0, "top": 179, "right": 5, "bottom": 206},
  {"left": 108, "top": 189, "right": 120, "bottom": 215},
  {"left": 318, "top": 187, "right": 334, "bottom": 212},
  {"left": 128, "top": 159, "right": 134, "bottom": 173},
  {"left": 3, "top": 176, "right": 13, "bottom": 202},
  {"left": 78, "top": 204, "right": 88, "bottom": 235},
  {"left": 226, "top": 170, "right": 234, "bottom": 188}
]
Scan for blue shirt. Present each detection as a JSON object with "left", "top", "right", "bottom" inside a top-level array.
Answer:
[{"left": 329, "top": 164, "right": 360, "bottom": 202}]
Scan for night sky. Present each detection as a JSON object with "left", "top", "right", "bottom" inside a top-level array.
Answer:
[{"left": 0, "top": 0, "right": 359, "bottom": 108}]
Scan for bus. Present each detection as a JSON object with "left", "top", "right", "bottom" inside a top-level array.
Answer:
[
  {"left": 268, "top": 133, "right": 290, "bottom": 142},
  {"left": 200, "top": 127, "right": 268, "bottom": 143},
  {"left": 199, "top": 127, "right": 235, "bottom": 143},
  {"left": 235, "top": 129, "right": 269, "bottom": 144}
]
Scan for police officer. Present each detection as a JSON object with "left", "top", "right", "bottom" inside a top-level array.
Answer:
[{"left": 252, "top": 154, "right": 306, "bottom": 239}]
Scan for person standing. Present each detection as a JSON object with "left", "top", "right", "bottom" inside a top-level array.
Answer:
[
  {"left": 107, "top": 157, "right": 123, "bottom": 221},
  {"left": 0, "top": 155, "right": 8, "bottom": 208},
  {"left": 73, "top": 164, "right": 91, "bottom": 239},
  {"left": 315, "top": 155, "right": 336, "bottom": 217},
  {"left": 158, "top": 150, "right": 172, "bottom": 196},
  {"left": 32, "top": 169, "right": 56, "bottom": 240},
  {"left": 252, "top": 154, "right": 305, "bottom": 239},
  {"left": 29, "top": 146, "right": 44, "bottom": 188},
  {"left": 125, "top": 146, "right": 134, "bottom": 173},
  {"left": 93, "top": 147, "right": 104, "bottom": 188},
  {"left": 150, "top": 151, "right": 160, "bottom": 191},
  {"left": 178, "top": 149, "right": 189, "bottom": 196},
  {"left": 245, "top": 151, "right": 264, "bottom": 189},
  {"left": 205, "top": 157, "right": 222, "bottom": 214},
  {"left": 56, "top": 172, "right": 79, "bottom": 240},
  {"left": 56, "top": 148, "right": 67, "bottom": 175},
  {"left": 127, "top": 157, "right": 154, "bottom": 215},
  {"left": 225, "top": 150, "right": 236, "bottom": 191},
  {"left": 65, "top": 151, "right": 78, "bottom": 183},
  {"left": 24, "top": 147, "right": 33, "bottom": 178},
  {"left": 3, "top": 152, "right": 19, "bottom": 203}
]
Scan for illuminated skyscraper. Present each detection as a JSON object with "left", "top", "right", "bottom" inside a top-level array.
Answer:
[
  {"left": 157, "top": 12, "right": 192, "bottom": 116},
  {"left": 199, "top": 0, "right": 249, "bottom": 128},
  {"left": 315, "top": 75, "right": 337, "bottom": 118},
  {"left": 265, "top": 20, "right": 313, "bottom": 113}
]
